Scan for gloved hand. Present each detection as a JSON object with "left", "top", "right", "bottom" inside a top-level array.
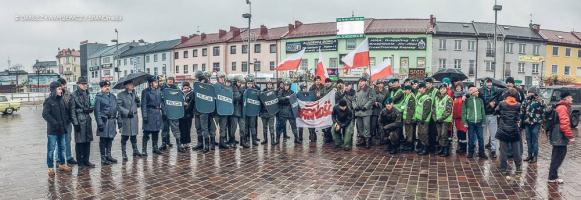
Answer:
[
  {"left": 74, "top": 125, "right": 81, "bottom": 133},
  {"left": 127, "top": 113, "right": 134, "bottom": 118},
  {"left": 98, "top": 125, "right": 104, "bottom": 132}
]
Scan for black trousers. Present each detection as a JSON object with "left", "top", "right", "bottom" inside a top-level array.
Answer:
[
  {"left": 75, "top": 142, "right": 91, "bottom": 165},
  {"left": 142, "top": 131, "right": 160, "bottom": 151},
  {"left": 179, "top": 117, "right": 193, "bottom": 144},
  {"left": 99, "top": 137, "right": 113, "bottom": 156},
  {"left": 549, "top": 146, "right": 568, "bottom": 180}
]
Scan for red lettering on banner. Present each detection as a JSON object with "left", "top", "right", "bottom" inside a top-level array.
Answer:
[{"left": 299, "top": 100, "right": 332, "bottom": 120}]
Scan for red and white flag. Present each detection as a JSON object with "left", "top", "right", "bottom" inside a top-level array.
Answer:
[
  {"left": 314, "top": 50, "right": 328, "bottom": 83},
  {"left": 341, "top": 38, "right": 369, "bottom": 69},
  {"left": 275, "top": 49, "right": 305, "bottom": 71},
  {"left": 370, "top": 58, "right": 394, "bottom": 81},
  {"left": 296, "top": 90, "right": 335, "bottom": 128}
]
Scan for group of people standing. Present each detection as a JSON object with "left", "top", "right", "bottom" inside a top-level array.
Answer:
[{"left": 42, "top": 73, "right": 575, "bottom": 184}]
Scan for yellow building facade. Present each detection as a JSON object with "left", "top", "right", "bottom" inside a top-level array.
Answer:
[{"left": 539, "top": 30, "right": 581, "bottom": 83}]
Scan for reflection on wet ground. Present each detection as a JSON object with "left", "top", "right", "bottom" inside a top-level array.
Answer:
[{"left": 0, "top": 106, "right": 580, "bottom": 199}]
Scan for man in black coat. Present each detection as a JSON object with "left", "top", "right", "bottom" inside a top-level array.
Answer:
[
  {"left": 331, "top": 99, "right": 353, "bottom": 150},
  {"left": 379, "top": 97, "right": 403, "bottom": 154},
  {"left": 43, "top": 81, "right": 72, "bottom": 176},
  {"left": 69, "top": 77, "right": 95, "bottom": 168},
  {"left": 179, "top": 81, "right": 195, "bottom": 149}
]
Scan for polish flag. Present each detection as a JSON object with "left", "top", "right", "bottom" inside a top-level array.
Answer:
[
  {"left": 275, "top": 49, "right": 306, "bottom": 71},
  {"left": 314, "top": 50, "right": 328, "bottom": 83},
  {"left": 370, "top": 58, "right": 394, "bottom": 81},
  {"left": 341, "top": 38, "right": 370, "bottom": 69}
]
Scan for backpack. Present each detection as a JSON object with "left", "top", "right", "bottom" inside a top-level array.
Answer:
[{"left": 544, "top": 103, "right": 558, "bottom": 134}]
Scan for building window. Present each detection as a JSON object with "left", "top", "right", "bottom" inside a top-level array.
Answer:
[
  {"left": 346, "top": 39, "right": 357, "bottom": 50},
  {"left": 254, "top": 61, "right": 261, "bottom": 71},
  {"left": 242, "top": 45, "right": 248, "bottom": 54},
  {"left": 564, "top": 66, "right": 570, "bottom": 75},
  {"left": 153, "top": 54, "right": 158, "bottom": 62},
  {"left": 552, "top": 46, "right": 559, "bottom": 56},
  {"left": 505, "top": 62, "right": 511, "bottom": 77},
  {"left": 518, "top": 44, "right": 526, "bottom": 54},
  {"left": 145, "top": 68, "right": 150, "bottom": 74},
  {"left": 193, "top": 49, "right": 198, "bottom": 57},
  {"left": 213, "top": 63, "right": 220, "bottom": 72},
  {"left": 184, "top": 65, "right": 188, "bottom": 74},
  {"left": 565, "top": 48, "right": 571, "bottom": 57},
  {"left": 162, "top": 53, "right": 166, "bottom": 61},
  {"left": 230, "top": 46, "right": 236, "bottom": 54},
  {"left": 124, "top": 70, "right": 127, "bottom": 76},
  {"left": 269, "top": 61, "right": 275, "bottom": 70},
  {"left": 213, "top": 47, "right": 220, "bottom": 56},
  {"left": 231, "top": 62, "right": 237, "bottom": 71},
  {"left": 202, "top": 48, "right": 207, "bottom": 56},
  {"left": 173, "top": 52, "right": 179, "bottom": 59},
  {"left": 124, "top": 58, "right": 127, "bottom": 65},
  {"left": 117, "top": 59, "right": 121, "bottom": 67},
  {"left": 438, "top": 59, "right": 446, "bottom": 69},
  {"left": 485, "top": 61, "right": 494, "bottom": 71},
  {"left": 576, "top": 67, "right": 581, "bottom": 77},
  {"left": 552, "top": 65, "right": 558, "bottom": 75},
  {"left": 254, "top": 44, "right": 261, "bottom": 53},
  {"left": 506, "top": 43, "right": 514, "bottom": 54},
  {"left": 469, "top": 60, "right": 475, "bottom": 76},
  {"left": 454, "top": 59, "right": 461, "bottom": 69},
  {"left": 454, "top": 40, "right": 462, "bottom": 51},
  {"left": 175, "top": 65, "right": 179, "bottom": 73},
  {"left": 329, "top": 58, "right": 338, "bottom": 68},
  {"left": 468, "top": 41, "right": 476, "bottom": 51},
  {"left": 242, "top": 62, "right": 248, "bottom": 72},
  {"left": 439, "top": 39, "right": 446, "bottom": 50},
  {"left": 146, "top": 55, "right": 150, "bottom": 63},
  {"left": 533, "top": 45, "right": 540, "bottom": 55},
  {"left": 578, "top": 49, "right": 581, "bottom": 58},
  {"left": 183, "top": 51, "right": 189, "bottom": 58},
  {"left": 162, "top": 65, "right": 166, "bottom": 75},
  {"left": 201, "top": 63, "right": 206, "bottom": 71},
  {"left": 417, "top": 57, "right": 426, "bottom": 68},
  {"left": 518, "top": 62, "right": 525, "bottom": 74},
  {"left": 193, "top": 64, "right": 198, "bottom": 71},
  {"left": 154, "top": 67, "right": 158, "bottom": 75},
  {"left": 532, "top": 64, "right": 540, "bottom": 74},
  {"left": 270, "top": 44, "right": 277, "bottom": 53}
]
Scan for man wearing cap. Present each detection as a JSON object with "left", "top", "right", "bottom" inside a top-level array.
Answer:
[
  {"left": 353, "top": 76, "right": 376, "bottom": 149},
  {"left": 424, "top": 77, "right": 439, "bottom": 153},
  {"left": 69, "top": 77, "right": 95, "bottom": 168},
  {"left": 403, "top": 79, "right": 412, "bottom": 87},
  {"left": 379, "top": 97, "right": 402, "bottom": 154},
  {"left": 214, "top": 72, "right": 231, "bottom": 149},
  {"left": 331, "top": 99, "right": 354, "bottom": 150},
  {"left": 372, "top": 80, "right": 389, "bottom": 145},
  {"left": 117, "top": 80, "right": 144, "bottom": 161},
  {"left": 141, "top": 76, "right": 163, "bottom": 155},
  {"left": 400, "top": 85, "right": 416, "bottom": 152},
  {"left": 413, "top": 82, "right": 432, "bottom": 155},
  {"left": 433, "top": 84, "right": 453, "bottom": 157},
  {"left": 520, "top": 86, "right": 546, "bottom": 163},
  {"left": 277, "top": 80, "right": 300, "bottom": 144},
  {"left": 94, "top": 80, "right": 118, "bottom": 165},
  {"left": 478, "top": 77, "right": 501, "bottom": 158},
  {"left": 411, "top": 80, "right": 419, "bottom": 93},
  {"left": 57, "top": 78, "right": 78, "bottom": 165},
  {"left": 389, "top": 79, "right": 404, "bottom": 111}
]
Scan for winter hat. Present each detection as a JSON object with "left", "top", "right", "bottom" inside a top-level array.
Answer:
[{"left": 561, "top": 91, "right": 572, "bottom": 99}]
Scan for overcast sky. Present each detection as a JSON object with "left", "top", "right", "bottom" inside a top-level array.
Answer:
[{"left": 1, "top": 0, "right": 580, "bottom": 72}]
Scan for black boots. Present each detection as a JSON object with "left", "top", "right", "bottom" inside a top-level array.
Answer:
[
  {"left": 122, "top": 145, "right": 128, "bottom": 162},
  {"left": 219, "top": 137, "right": 230, "bottom": 149},
  {"left": 365, "top": 138, "right": 372, "bottom": 149},
  {"left": 456, "top": 142, "right": 467, "bottom": 155},
  {"left": 389, "top": 144, "right": 399, "bottom": 154},
  {"left": 106, "top": 148, "right": 117, "bottom": 164},
  {"left": 132, "top": 142, "right": 143, "bottom": 157},
  {"left": 261, "top": 132, "right": 268, "bottom": 145},
  {"left": 417, "top": 146, "right": 428, "bottom": 155},
  {"left": 439, "top": 147, "right": 450, "bottom": 157}
]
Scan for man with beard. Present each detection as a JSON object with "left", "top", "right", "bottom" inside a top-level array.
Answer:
[
  {"left": 69, "top": 77, "right": 95, "bottom": 168},
  {"left": 117, "top": 80, "right": 144, "bottom": 162}
]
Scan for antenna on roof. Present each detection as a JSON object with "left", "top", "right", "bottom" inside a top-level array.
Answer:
[
  {"left": 196, "top": 26, "right": 200, "bottom": 34},
  {"left": 351, "top": 10, "right": 355, "bottom": 17},
  {"left": 529, "top": 13, "right": 533, "bottom": 24}
]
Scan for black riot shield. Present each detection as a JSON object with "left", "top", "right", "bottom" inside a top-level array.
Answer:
[
  {"left": 290, "top": 93, "right": 299, "bottom": 118},
  {"left": 194, "top": 82, "right": 216, "bottom": 114},
  {"left": 260, "top": 90, "right": 279, "bottom": 115},
  {"left": 214, "top": 84, "right": 234, "bottom": 116},
  {"left": 162, "top": 88, "right": 185, "bottom": 120},
  {"left": 242, "top": 89, "right": 261, "bottom": 117}
]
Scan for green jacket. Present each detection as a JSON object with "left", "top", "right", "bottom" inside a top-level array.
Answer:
[
  {"left": 433, "top": 94, "right": 453, "bottom": 123},
  {"left": 413, "top": 93, "right": 432, "bottom": 123},
  {"left": 401, "top": 92, "right": 416, "bottom": 122},
  {"left": 462, "top": 95, "right": 486, "bottom": 125}
]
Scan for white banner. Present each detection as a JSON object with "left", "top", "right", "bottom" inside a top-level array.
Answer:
[{"left": 296, "top": 90, "right": 336, "bottom": 128}]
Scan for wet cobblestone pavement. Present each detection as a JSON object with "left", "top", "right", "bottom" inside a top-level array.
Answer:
[{"left": 1, "top": 106, "right": 581, "bottom": 199}]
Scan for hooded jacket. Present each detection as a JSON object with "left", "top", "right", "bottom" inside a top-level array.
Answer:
[
  {"left": 550, "top": 100, "right": 574, "bottom": 146},
  {"left": 495, "top": 96, "right": 522, "bottom": 142},
  {"left": 42, "top": 82, "right": 69, "bottom": 135}
]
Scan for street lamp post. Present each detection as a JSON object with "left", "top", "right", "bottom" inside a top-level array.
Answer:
[
  {"left": 493, "top": 1, "right": 502, "bottom": 79},
  {"left": 113, "top": 28, "right": 119, "bottom": 82},
  {"left": 243, "top": 0, "right": 252, "bottom": 75}
]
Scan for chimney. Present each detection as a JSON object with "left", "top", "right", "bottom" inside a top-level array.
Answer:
[
  {"left": 219, "top": 29, "right": 227, "bottom": 38},
  {"left": 201, "top": 33, "right": 207, "bottom": 40},
  {"left": 429, "top": 14, "right": 436, "bottom": 26},
  {"left": 294, "top": 20, "right": 303, "bottom": 28},
  {"left": 181, "top": 36, "right": 188, "bottom": 43},
  {"left": 260, "top": 25, "right": 268, "bottom": 35},
  {"left": 530, "top": 23, "right": 541, "bottom": 33},
  {"left": 288, "top": 24, "right": 295, "bottom": 32},
  {"left": 232, "top": 27, "right": 241, "bottom": 37}
]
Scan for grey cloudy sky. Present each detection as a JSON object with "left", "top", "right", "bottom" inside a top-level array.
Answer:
[{"left": 1, "top": 0, "right": 580, "bottom": 71}]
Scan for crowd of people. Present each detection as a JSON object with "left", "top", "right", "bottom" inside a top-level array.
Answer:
[{"left": 42, "top": 72, "right": 575, "bottom": 184}]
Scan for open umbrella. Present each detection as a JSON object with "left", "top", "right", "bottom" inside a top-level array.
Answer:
[
  {"left": 113, "top": 72, "right": 153, "bottom": 90},
  {"left": 477, "top": 77, "right": 506, "bottom": 88},
  {"left": 431, "top": 68, "right": 468, "bottom": 82}
]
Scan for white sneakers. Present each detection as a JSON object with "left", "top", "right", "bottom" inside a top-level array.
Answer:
[{"left": 548, "top": 179, "right": 564, "bottom": 184}]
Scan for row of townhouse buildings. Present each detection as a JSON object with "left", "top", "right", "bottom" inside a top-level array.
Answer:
[{"left": 74, "top": 15, "right": 581, "bottom": 86}]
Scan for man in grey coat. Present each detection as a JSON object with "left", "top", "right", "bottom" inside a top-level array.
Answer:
[
  {"left": 141, "top": 76, "right": 163, "bottom": 156},
  {"left": 69, "top": 77, "right": 94, "bottom": 168},
  {"left": 117, "top": 80, "right": 144, "bottom": 161},
  {"left": 352, "top": 76, "right": 375, "bottom": 149},
  {"left": 94, "top": 80, "right": 118, "bottom": 165}
]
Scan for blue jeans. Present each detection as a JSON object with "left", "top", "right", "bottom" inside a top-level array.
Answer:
[
  {"left": 468, "top": 123, "right": 484, "bottom": 155},
  {"left": 47, "top": 134, "right": 66, "bottom": 168},
  {"left": 64, "top": 124, "right": 73, "bottom": 160},
  {"left": 525, "top": 124, "right": 540, "bottom": 157}
]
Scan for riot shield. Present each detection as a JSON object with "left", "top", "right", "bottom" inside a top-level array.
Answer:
[
  {"left": 214, "top": 84, "right": 234, "bottom": 116},
  {"left": 162, "top": 88, "right": 185, "bottom": 120},
  {"left": 194, "top": 82, "right": 216, "bottom": 114},
  {"left": 242, "top": 88, "right": 261, "bottom": 117},
  {"left": 260, "top": 90, "right": 279, "bottom": 115}
]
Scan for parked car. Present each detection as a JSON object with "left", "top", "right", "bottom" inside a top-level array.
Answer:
[
  {"left": 0, "top": 95, "right": 21, "bottom": 115},
  {"left": 540, "top": 85, "right": 581, "bottom": 128}
]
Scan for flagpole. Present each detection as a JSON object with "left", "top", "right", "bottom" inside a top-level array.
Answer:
[{"left": 366, "top": 37, "right": 372, "bottom": 83}]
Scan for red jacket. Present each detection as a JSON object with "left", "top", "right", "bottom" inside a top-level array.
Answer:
[
  {"left": 556, "top": 100, "right": 574, "bottom": 139},
  {"left": 453, "top": 96, "right": 467, "bottom": 132}
]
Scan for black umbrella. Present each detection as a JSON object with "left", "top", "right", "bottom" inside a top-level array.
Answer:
[
  {"left": 113, "top": 72, "right": 153, "bottom": 89},
  {"left": 432, "top": 68, "right": 468, "bottom": 82},
  {"left": 477, "top": 77, "right": 507, "bottom": 88}
]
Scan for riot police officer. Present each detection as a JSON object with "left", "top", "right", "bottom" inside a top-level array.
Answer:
[
  {"left": 160, "top": 76, "right": 186, "bottom": 153},
  {"left": 160, "top": 77, "right": 179, "bottom": 150},
  {"left": 259, "top": 79, "right": 277, "bottom": 145},
  {"left": 229, "top": 75, "right": 246, "bottom": 148},
  {"left": 277, "top": 80, "right": 299, "bottom": 144},
  {"left": 195, "top": 71, "right": 217, "bottom": 152},
  {"left": 214, "top": 72, "right": 230, "bottom": 149},
  {"left": 243, "top": 75, "right": 260, "bottom": 146}
]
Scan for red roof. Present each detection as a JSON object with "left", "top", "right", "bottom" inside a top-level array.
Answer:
[
  {"left": 56, "top": 48, "right": 80, "bottom": 57},
  {"left": 366, "top": 19, "right": 431, "bottom": 34},
  {"left": 174, "top": 29, "right": 239, "bottom": 49},
  {"left": 229, "top": 26, "right": 288, "bottom": 42},
  {"left": 539, "top": 29, "right": 581, "bottom": 46},
  {"left": 284, "top": 21, "right": 337, "bottom": 39}
]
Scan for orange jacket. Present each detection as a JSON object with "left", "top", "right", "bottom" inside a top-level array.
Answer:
[{"left": 556, "top": 100, "right": 574, "bottom": 139}]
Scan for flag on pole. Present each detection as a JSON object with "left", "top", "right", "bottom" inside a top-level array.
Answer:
[
  {"left": 341, "top": 38, "right": 369, "bottom": 69},
  {"left": 370, "top": 58, "right": 394, "bottom": 81},
  {"left": 314, "top": 50, "right": 328, "bottom": 83},
  {"left": 275, "top": 49, "right": 306, "bottom": 71}
]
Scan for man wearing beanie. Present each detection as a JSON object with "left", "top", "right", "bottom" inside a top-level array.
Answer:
[{"left": 379, "top": 97, "right": 402, "bottom": 154}]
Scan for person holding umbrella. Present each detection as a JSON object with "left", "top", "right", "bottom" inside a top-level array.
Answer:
[{"left": 117, "top": 80, "right": 144, "bottom": 162}]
